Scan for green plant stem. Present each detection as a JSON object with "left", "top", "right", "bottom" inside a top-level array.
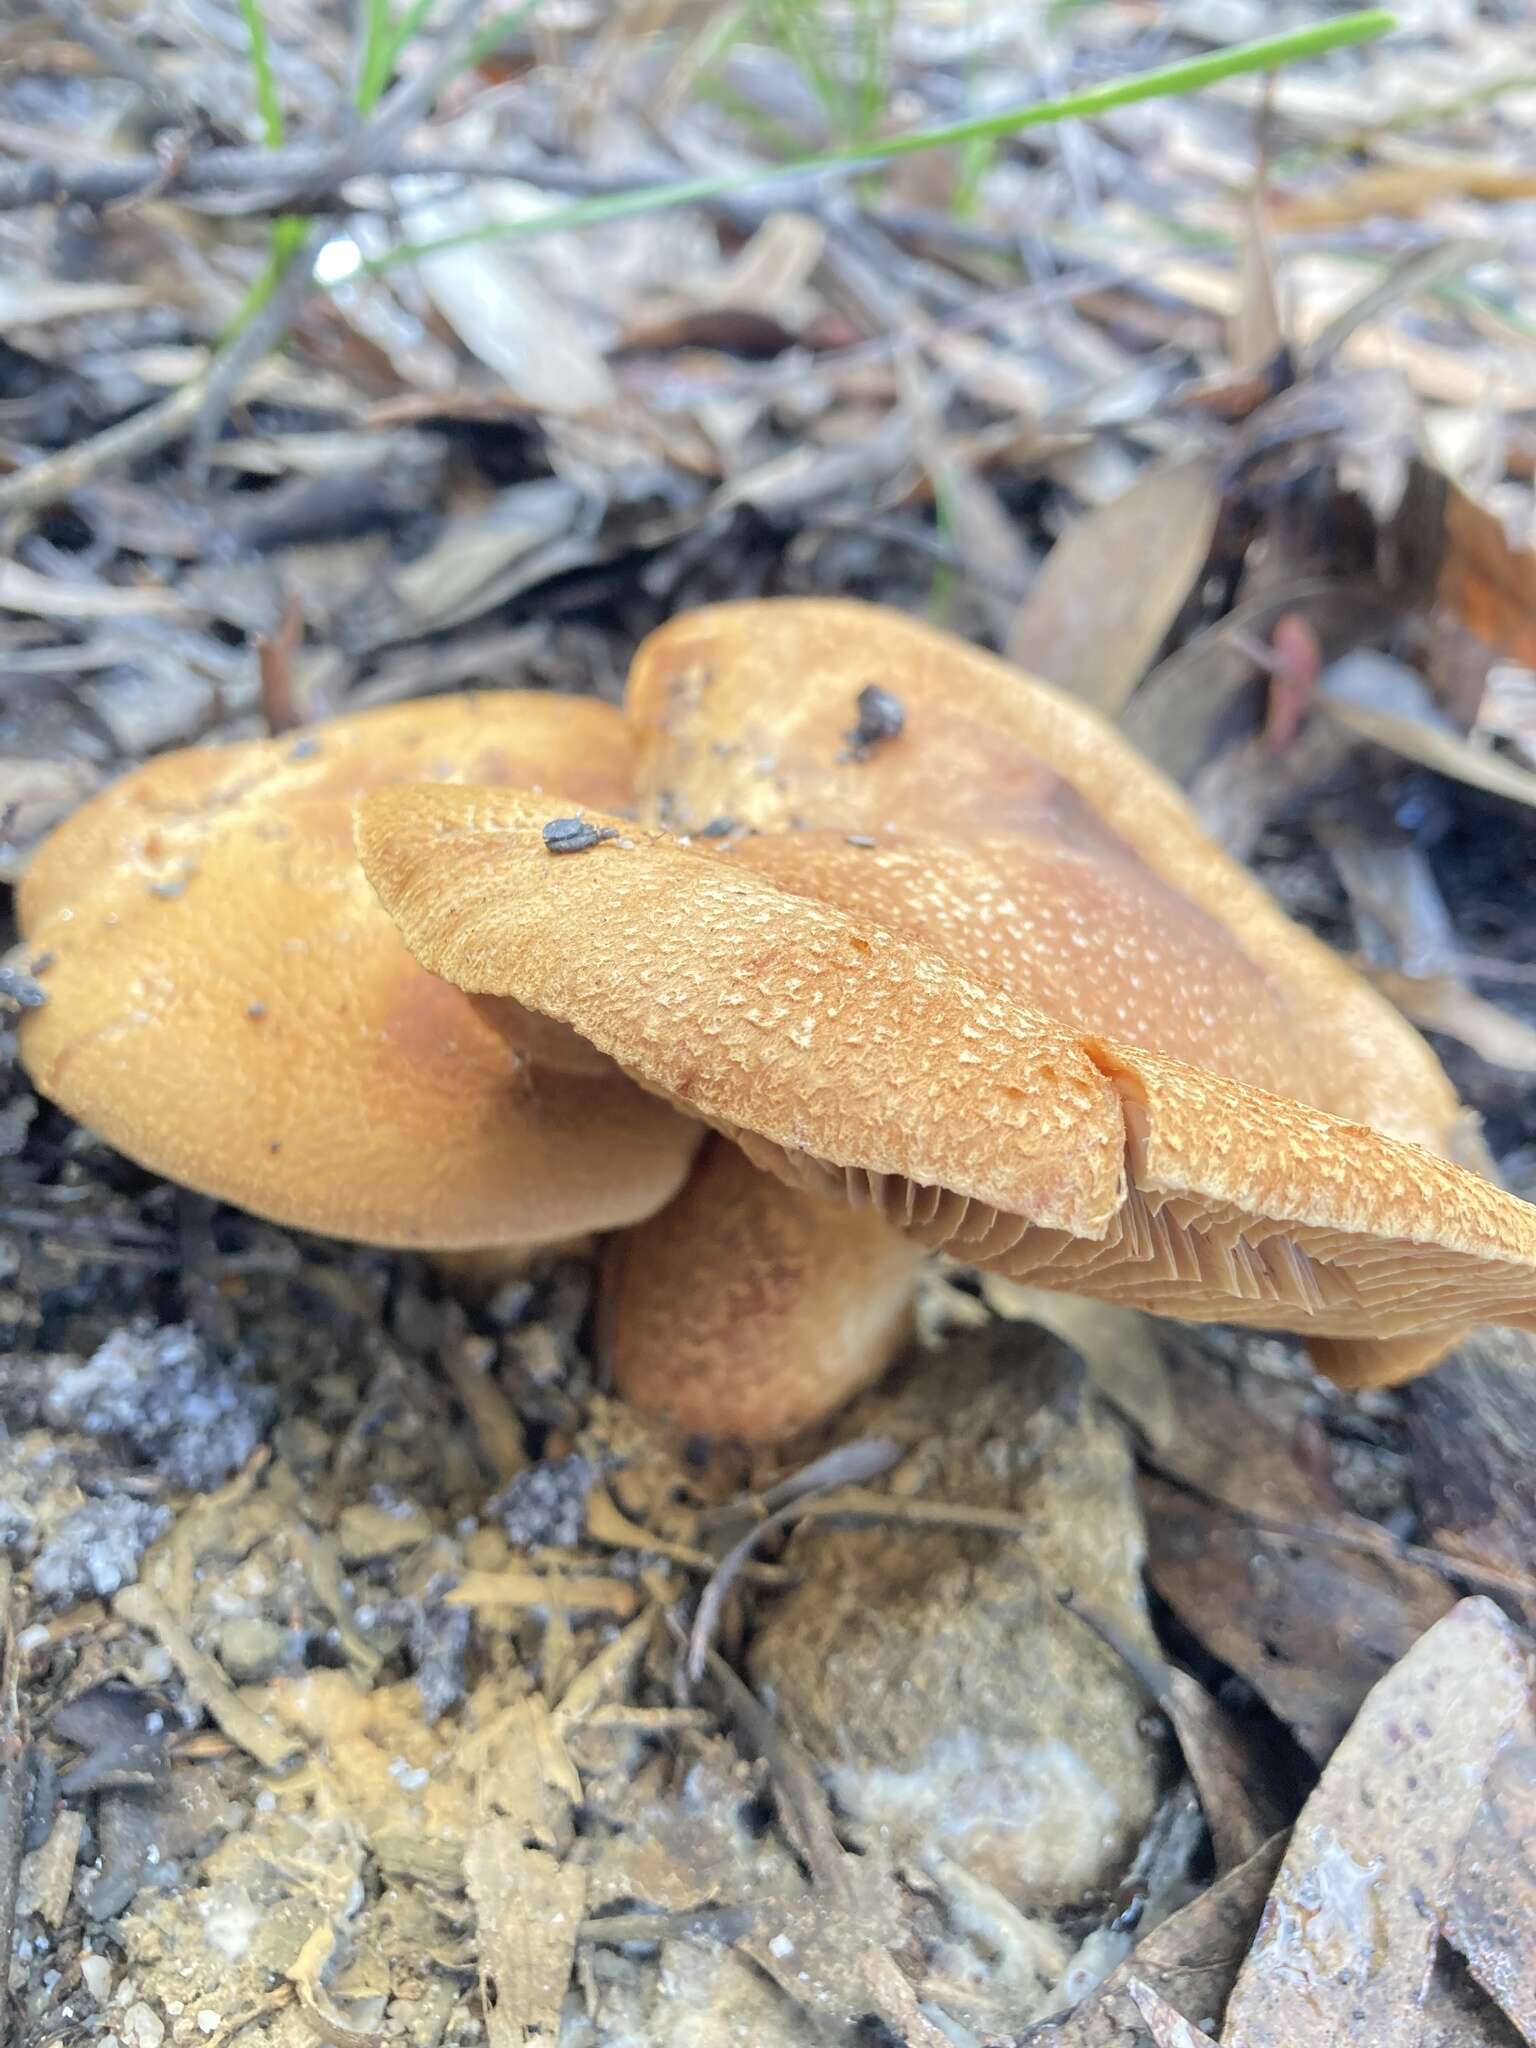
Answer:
[
  {"left": 356, "top": 0, "right": 395, "bottom": 113},
  {"left": 361, "top": 9, "right": 1397, "bottom": 276},
  {"left": 238, "top": 0, "right": 287, "bottom": 145},
  {"left": 234, "top": 0, "right": 312, "bottom": 340}
]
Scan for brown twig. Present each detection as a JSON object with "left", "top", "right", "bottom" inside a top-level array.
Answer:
[
  {"left": 0, "top": 140, "right": 653, "bottom": 215},
  {"left": 0, "top": 1566, "right": 30, "bottom": 2048},
  {"left": 37, "top": 0, "right": 206, "bottom": 130},
  {"left": 685, "top": 1437, "right": 901, "bottom": 1683},
  {"left": 250, "top": 0, "right": 492, "bottom": 212}
]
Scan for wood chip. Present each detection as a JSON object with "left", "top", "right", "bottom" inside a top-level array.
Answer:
[
  {"left": 113, "top": 1583, "right": 299, "bottom": 1772},
  {"left": 18, "top": 1806, "right": 84, "bottom": 1927},
  {"left": 445, "top": 1570, "right": 639, "bottom": 1619},
  {"left": 464, "top": 1820, "right": 587, "bottom": 2048},
  {"left": 463, "top": 1694, "right": 581, "bottom": 1852},
  {"left": 438, "top": 1332, "right": 527, "bottom": 1484},
  {"left": 554, "top": 1608, "right": 656, "bottom": 1729},
  {"left": 286, "top": 1923, "right": 381, "bottom": 2048}
]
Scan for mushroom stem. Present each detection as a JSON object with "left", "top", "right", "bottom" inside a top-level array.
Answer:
[
  {"left": 599, "top": 1138, "right": 923, "bottom": 1442},
  {"left": 1305, "top": 1331, "right": 1460, "bottom": 1389}
]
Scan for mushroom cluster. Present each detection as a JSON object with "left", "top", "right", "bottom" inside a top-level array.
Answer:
[{"left": 19, "top": 601, "right": 1536, "bottom": 1444}]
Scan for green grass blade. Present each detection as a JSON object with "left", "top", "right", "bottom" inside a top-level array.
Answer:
[
  {"left": 355, "top": 0, "right": 397, "bottom": 113},
  {"left": 362, "top": 9, "right": 1396, "bottom": 277},
  {"left": 238, "top": 0, "right": 288, "bottom": 145}
]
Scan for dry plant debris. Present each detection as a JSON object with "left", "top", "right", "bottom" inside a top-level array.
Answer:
[{"left": 2, "top": 2, "right": 1536, "bottom": 2045}]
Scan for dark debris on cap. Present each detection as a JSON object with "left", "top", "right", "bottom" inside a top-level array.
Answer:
[
  {"left": 844, "top": 683, "right": 905, "bottom": 757},
  {"left": 542, "top": 817, "right": 619, "bottom": 856}
]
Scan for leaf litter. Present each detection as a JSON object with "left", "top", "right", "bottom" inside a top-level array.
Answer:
[{"left": 2, "top": 3, "right": 1536, "bottom": 2046}]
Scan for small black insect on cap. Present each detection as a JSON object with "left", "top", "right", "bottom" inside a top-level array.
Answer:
[
  {"left": 542, "top": 816, "right": 614, "bottom": 855},
  {"left": 849, "top": 683, "right": 905, "bottom": 752}
]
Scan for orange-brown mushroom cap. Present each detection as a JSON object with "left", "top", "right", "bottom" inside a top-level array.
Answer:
[
  {"left": 355, "top": 786, "right": 1536, "bottom": 1358},
  {"left": 18, "top": 696, "right": 700, "bottom": 1248},
  {"left": 600, "top": 1136, "right": 923, "bottom": 1442},
  {"left": 628, "top": 597, "right": 1460, "bottom": 1155}
]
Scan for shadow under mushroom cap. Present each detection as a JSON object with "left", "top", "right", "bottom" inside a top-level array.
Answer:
[{"left": 353, "top": 784, "right": 1536, "bottom": 1351}]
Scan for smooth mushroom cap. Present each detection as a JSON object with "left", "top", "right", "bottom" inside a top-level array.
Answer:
[
  {"left": 355, "top": 786, "right": 1536, "bottom": 1360},
  {"left": 627, "top": 597, "right": 1460, "bottom": 1154},
  {"left": 19, "top": 696, "right": 700, "bottom": 1248},
  {"left": 600, "top": 1135, "right": 923, "bottom": 1441}
]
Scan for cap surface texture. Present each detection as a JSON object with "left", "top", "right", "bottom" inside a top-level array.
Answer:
[
  {"left": 20, "top": 695, "right": 699, "bottom": 1246},
  {"left": 355, "top": 785, "right": 1536, "bottom": 1350}
]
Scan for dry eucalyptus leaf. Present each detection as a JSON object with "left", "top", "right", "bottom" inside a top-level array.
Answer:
[
  {"left": 1303, "top": 240, "right": 1499, "bottom": 377},
  {"left": 0, "top": 278, "right": 151, "bottom": 329},
  {"left": 1273, "top": 161, "right": 1536, "bottom": 229},
  {"left": 1143, "top": 1475, "right": 1456, "bottom": 1763},
  {"left": 1161, "top": 1669, "right": 1277, "bottom": 1876},
  {"left": 1319, "top": 693, "right": 1536, "bottom": 811},
  {"left": 338, "top": 479, "right": 595, "bottom": 653},
  {"left": 979, "top": 1280, "right": 1176, "bottom": 1448},
  {"left": 1222, "top": 1598, "right": 1529, "bottom": 2047},
  {"left": 1127, "top": 1980, "right": 1220, "bottom": 2047},
  {"left": 1363, "top": 967, "right": 1536, "bottom": 1072},
  {"left": 1006, "top": 456, "right": 1220, "bottom": 717},
  {"left": 1436, "top": 479, "right": 1536, "bottom": 672},
  {"left": 1233, "top": 196, "right": 1284, "bottom": 375},
  {"left": 1406, "top": 1331, "right": 1536, "bottom": 1630},
  {"left": 1020, "top": 1836, "right": 1286, "bottom": 2046},
  {"left": 1443, "top": 1728, "right": 1536, "bottom": 2038},
  {"left": 405, "top": 186, "right": 616, "bottom": 414}
]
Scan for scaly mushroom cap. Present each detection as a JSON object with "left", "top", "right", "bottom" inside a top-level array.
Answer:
[
  {"left": 355, "top": 787, "right": 1536, "bottom": 1358},
  {"left": 718, "top": 827, "right": 1401, "bottom": 1127},
  {"left": 19, "top": 696, "right": 700, "bottom": 1248},
  {"left": 628, "top": 598, "right": 1459, "bottom": 1154},
  {"left": 600, "top": 1136, "right": 923, "bottom": 1441}
]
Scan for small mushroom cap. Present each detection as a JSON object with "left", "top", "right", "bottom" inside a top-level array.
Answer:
[
  {"left": 628, "top": 598, "right": 1459, "bottom": 1153},
  {"left": 355, "top": 785, "right": 1536, "bottom": 1352},
  {"left": 19, "top": 696, "right": 699, "bottom": 1247},
  {"left": 601, "top": 1136, "right": 922, "bottom": 1442}
]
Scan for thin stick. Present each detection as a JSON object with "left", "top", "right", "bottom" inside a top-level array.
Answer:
[
  {"left": 38, "top": 0, "right": 204, "bottom": 128},
  {"left": 0, "top": 224, "right": 327, "bottom": 518},
  {"left": 0, "top": 1566, "right": 29, "bottom": 2048}
]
